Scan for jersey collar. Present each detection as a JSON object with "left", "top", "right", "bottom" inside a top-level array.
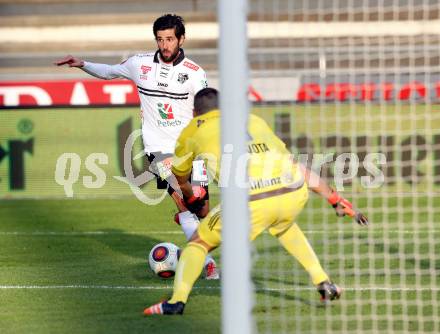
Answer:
[{"left": 153, "top": 48, "right": 185, "bottom": 66}]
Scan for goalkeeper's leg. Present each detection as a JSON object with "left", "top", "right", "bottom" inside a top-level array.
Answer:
[
  {"left": 144, "top": 206, "right": 221, "bottom": 315},
  {"left": 147, "top": 153, "right": 218, "bottom": 279},
  {"left": 262, "top": 186, "right": 329, "bottom": 286},
  {"left": 275, "top": 223, "right": 342, "bottom": 301},
  {"left": 174, "top": 209, "right": 219, "bottom": 280},
  {"left": 277, "top": 223, "right": 329, "bottom": 284},
  {"left": 169, "top": 241, "right": 208, "bottom": 304},
  {"left": 144, "top": 240, "right": 208, "bottom": 315}
]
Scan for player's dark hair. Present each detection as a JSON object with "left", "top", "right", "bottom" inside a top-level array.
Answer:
[
  {"left": 153, "top": 14, "right": 186, "bottom": 39},
  {"left": 194, "top": 88, "right": 219, "bottom": 115}
]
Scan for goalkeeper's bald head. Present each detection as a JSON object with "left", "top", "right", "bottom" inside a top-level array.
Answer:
[{"left": 194, "top": 88, "right": 218, "bottom": 116}]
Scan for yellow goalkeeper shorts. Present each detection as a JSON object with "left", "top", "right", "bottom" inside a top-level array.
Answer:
[{"left": 197, "top": 183, "right": 309, "bottom": 247}]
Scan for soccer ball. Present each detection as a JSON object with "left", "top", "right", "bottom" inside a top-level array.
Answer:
[{"left": 148, "top": 242, "right": 181, "bottom": 278}]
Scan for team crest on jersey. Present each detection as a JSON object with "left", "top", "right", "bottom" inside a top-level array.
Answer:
[
  {"left": 157, "top": 103, "right": 174, "bottom": 120},
  {"left": 178, "top": 73, "right": 189, "bottom": 84},
  {"left": 140, "top": 65, "right": 152, "bottom": 80}
]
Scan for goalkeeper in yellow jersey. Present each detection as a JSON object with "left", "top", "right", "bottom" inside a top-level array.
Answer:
[{"left": 144, "top": 88, "right": 368, "bottom": 315}]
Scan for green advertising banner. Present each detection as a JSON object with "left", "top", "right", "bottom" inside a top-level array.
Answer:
[
  {"left": 1, "top": 104, "right": 439, "bottom": 199},
  {"left": 255, "top": 104, "right": 440, "bottom": 193},
  {"left": 0, "top": 108, "right": 149, "bottom": 199}
]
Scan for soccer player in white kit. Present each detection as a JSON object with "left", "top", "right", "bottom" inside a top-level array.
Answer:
[{"left": 55, "top": 14, "right": 219, "bottom": 279}]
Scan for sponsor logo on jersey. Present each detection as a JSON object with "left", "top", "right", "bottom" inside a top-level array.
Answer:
[
  {"left": 158, "top": 102, "right": 174, "bottom": 120},
  {"left": 157, "top": 102, "right": 182, "bottom": 127},
  {"left": 178, "top": 73, "right": 189, "bottom": 84},
  {"left": 249, "top": 177, "right": 282, "bottom": 190},
  {"left": 140, "top": 65, "right": 152, "bottom": 80},
  {"left": 141, "top": 65, "right": 151, "bottom": 74},
  {"left": 157, "top": 82, "right": 168, "bottom": 88},
  {"left": 201, "top": 79, "right": 208, "bottom": 88},
  {"left": 159, "top": 64, "right": 172, "bottom": 79},
  {"left": 183, "top": 61, "right": 199, "bottom": 71},
  {"left": 157, "top": 119, "right": 182, "bottom": 127}
]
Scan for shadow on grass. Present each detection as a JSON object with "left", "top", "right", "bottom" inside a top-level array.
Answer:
[
  {"left": 252, "top": 275, "right": 325, "bottom": 309},
  {"left": 1, "top": 199, "right": 222, "bottom": 333},
  {"left": 89, "top": 227, "right": 221, "bottom": 288}
]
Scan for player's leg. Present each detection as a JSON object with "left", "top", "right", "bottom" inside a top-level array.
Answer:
[
  {"left": 147, "top": 153, "right": 218, "bottom": 279},
  {"left": 249, "top": 190, "right": 330, "bottom": 292},
  {"left": 168, "top": 236, "right": 214, "bottom": 304},
  {"left": 168, "top": 206, "right": 221, "bottom": 304},
  {"left": 143, "top": 237, "right": 213, "bottom": 315},
  {"left": 171, "top": 187, "right": 219, "bottom": 280},
  {"left": 277, "top": 223, "right": 342, "bottom": 301},
  {"left": 277, "top": 224, "right": 329, "bottom": 285},
  {"left": 147, "top": 152, "right": 206, "bottom": 243},
  {"left": 267, "top": 186, "right": 342, "bottom": 301},
  {"left": 144, "top": 206, "right": 221, "bottom": 315},
  {"left": 171, "top": 187, "right": 209, "bottom": 239}
]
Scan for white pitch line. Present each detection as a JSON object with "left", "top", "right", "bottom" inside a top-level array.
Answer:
[
  {"left": 0, "top": 285, "right": 439, "bottom": 292},
  {"left": 0, "top": 229, "right": 439, "bottom": 236},
  {"left": 0, "top": 231, "right": 183, "bottom": 236}
]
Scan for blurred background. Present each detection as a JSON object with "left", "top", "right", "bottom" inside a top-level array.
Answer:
[
  {"left": 1, "top": 1, "right": 440, "bottom": 333},
  {"left": 1, "top": 0, "right": 439, "bottom": 94}
]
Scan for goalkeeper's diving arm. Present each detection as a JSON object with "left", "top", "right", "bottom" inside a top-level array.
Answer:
[{"left": 299, "top": 164, "right": 369, "bottom": 226}]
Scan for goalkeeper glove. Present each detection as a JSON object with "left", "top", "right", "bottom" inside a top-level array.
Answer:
[
  {"left": 183, "top": 186, "right": 207, "bottom": 215},
  {"left": 327, "top": 190, "right": 369, "bottom": 226}
]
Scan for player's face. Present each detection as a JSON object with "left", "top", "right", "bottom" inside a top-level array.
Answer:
[{"left": 156, "top": 29, "right": 185, "bottom": 63}]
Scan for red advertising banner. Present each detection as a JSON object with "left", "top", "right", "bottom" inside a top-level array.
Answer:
[
  {"left": 0, "top": 80, "right": 139, "bottom": 107},
  {"left": 296, "top": 81, "right": 439, "bottom": 102},
  {"left": 0, "top": 79, "right": 439, "bottom": 107}
]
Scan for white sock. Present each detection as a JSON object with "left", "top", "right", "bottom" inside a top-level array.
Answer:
[
  {"left": 178, "top": 211, "right": 199, "bottom": 241},
  {"left": 177, "top": 211, "right": 216, "bottom": 269}
]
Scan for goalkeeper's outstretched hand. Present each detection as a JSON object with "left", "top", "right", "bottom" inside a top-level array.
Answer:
[
  {"left": 328, "top": 190, "right": 369, "bottom": 226},
  {"left": 183, "top": 186, "right": 207, "bottom": 216}
]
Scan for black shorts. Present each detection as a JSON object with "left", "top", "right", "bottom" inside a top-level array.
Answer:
[{"left": 146, "top": 152, "right": 209, "bottom": 199}]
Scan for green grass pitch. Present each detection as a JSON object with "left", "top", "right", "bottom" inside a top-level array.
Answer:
[
  {"left": 1, "top": 104, "right": 440, "bottom": 333},
  {"left": 1, "top": 192, "right": 439, "bottom": 334}
]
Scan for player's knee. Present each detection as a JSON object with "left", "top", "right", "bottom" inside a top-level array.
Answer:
[
  {"left": 188, "top": 230, "right": 200, "bottom": 242},
  {"left": 189, "top": 232, "right": 215, "bottom": 252}
]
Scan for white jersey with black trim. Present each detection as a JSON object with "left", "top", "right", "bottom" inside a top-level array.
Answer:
[{"left": 82, "top": 49, "right": 208, "bottom": 154}]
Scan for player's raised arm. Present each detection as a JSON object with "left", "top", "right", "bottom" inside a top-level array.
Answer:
[
  {"left": 299, "top": 164, "right": 369, "bottom": 226},
  {"left": 54, "top": 55, "right": 131, "bottom": 80},
  {"left": 54, "top": 55, "right": 84, "bottom": 67}
]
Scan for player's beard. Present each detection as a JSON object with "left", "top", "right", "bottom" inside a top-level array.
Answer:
[{"left": 159, "top": 47, "right": 180, "bottom": 63}]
